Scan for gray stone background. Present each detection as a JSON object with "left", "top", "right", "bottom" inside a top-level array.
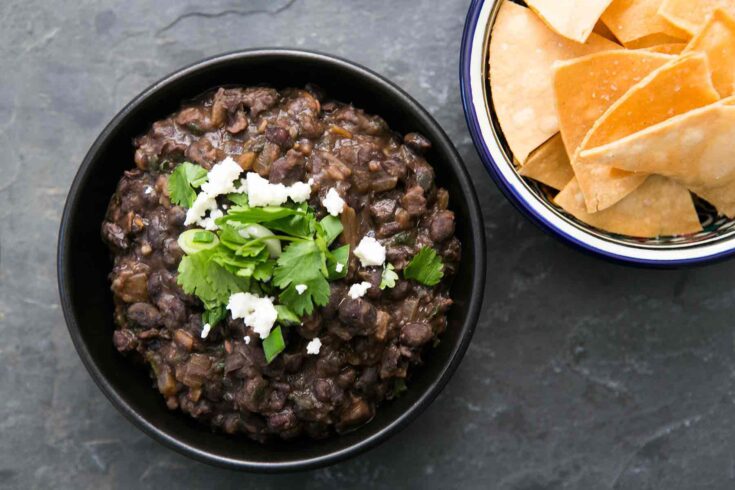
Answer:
[{"left": 3, "top": 0, "right": 735, "bottom": 488}]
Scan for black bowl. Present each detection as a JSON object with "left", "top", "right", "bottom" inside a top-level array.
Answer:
[{"left": 57, "top": 49, "right": 486, "bottom": 472}]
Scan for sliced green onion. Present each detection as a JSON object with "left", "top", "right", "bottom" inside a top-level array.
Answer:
[
  {"left": 239, "top": 223, "right": 282, "bottom": 258},
  {"left": 193, "top": 231, "right": 215, "bottom": 243},
  {"left": 263, "top": 326, "right": 286, "bottom": 363},
  {"left": 178, "top": 229, "right": 220, "bottom": 255}
]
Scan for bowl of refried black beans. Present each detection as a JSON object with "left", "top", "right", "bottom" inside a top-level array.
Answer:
[{"left": 58, "top": 49, "right": 485, "bottom": 471}]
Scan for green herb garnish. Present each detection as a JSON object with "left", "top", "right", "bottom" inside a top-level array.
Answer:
[
  {"left": 171, "top": 162, "right": 349, "bottom": 363},
  {"left": 273, "top": 240, "right": 331, "bottom": 317},
  {"left": 168, "top": 162, "right": 207, "bottom": 207},
  {"left": 404, "top": 247, "right": 444, "bottom": 286},
  {"left": 275, "top": 305, "right": 301, "bottom": 326},
  {"left": 263, "top": 326, "right": 286, "bottom": 363},
  {"left": 202, "top": 304, "right": 227, "bottom": 327},
  {"left": 380, "top": 263, "right": 398, "bottom": 289},
  {"left": 177, "top": 248, "right": 251, "bottom": 309}
]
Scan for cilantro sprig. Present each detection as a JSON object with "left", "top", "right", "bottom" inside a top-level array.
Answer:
[
  {"left": 172, "top": 163, "right": 346, "bottom": 334},
  {"left": 404, "top": 247, "right": 444, "bottom": 286},
  {"left": 168, "top": 162, "right": 207, "bottom": 207},
  {"left": 380, "top": 263, "right": 398, "bottom": 290}
]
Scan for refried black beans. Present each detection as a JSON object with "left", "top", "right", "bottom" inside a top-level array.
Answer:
[{"left": 101, "top": 86, "right": 461, "bottom": 441}]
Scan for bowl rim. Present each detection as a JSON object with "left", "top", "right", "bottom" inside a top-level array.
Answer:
[
  {"left": 460, "top": 0, "right": 735, "bottom": 267},
  {"left": 57, "top": 48, "right": 486, "bottom": 472}
]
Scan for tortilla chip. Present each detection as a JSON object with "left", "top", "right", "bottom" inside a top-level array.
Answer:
[
  {"left": 555, "top": 176, "right": 702, "bottom": 237},
  {"left": 573, "top": 52, "right": 720, "bottom": 212},
  {"left": 526, "top": 0, "right": 614, "bottom": 43},
  {"left": 625, "top": 32, "right": 689, "bottom": 48},
  {"left": 659, "top": 0, "right": 735, "bottom": 35},
  {"left": 553, "top": 50, "right": 673, "bottom": 157},
  {"left": 601, "top": 0, "right": 691, "bottom": 46},
  {"left": 642, "top": 42, "right": 687, "bottom": 53},
  {"left": 594, "top": 20, "right": 621, "bottom": 42},
  {"left": 578, "top": 100, "right": 735, "bottom": 216},
  {"left": 683, "top": 8, "right": 735, "bottom": 97},
  {"left": 518, "top": 134, "right": 575, "bottom": 190},
  {"left": 489, "top": 2, "right": 618, "bottom": 163}
]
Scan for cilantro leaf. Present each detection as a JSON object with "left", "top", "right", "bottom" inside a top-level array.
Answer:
[
  {"left": 253, "top": 260, "right": 275, "bottom": 282},
  {"left": 275, "top": 305, "right": 301, "bottom": 325},
  {"left": 380, "top": 263, "right": 398, "bottom": 289},
  {"left": 274, "top": 240, "right": 330, "bottom": 316},
  {"left": 226, "top": 193, "right": 249, "bottom": 207},
  {"left": 278, "top": 275, "right": 330, "bottom": 316},
  {"left": 263, "top": 326, "right": 285, "bottom": 364},
  {"left": 326, "top": 245, "right": 349, "bottom": 280},
  {"left": 318, "top": 216, "right": 343, "bottom": 246},
  {"left": 177, "top": 248, "right": 250, "bottom": 308},
  {"left": 168, "top": 162, "right": 207, "bottom": 208},
  {"left": 202, "top": 305, "right": 227, "bottom": 327},
  {"left": 404, "top": 247, "right": 444, "bottom": 286},
  {"left": 273, "top": 241, "right": 324, "bottom": 289}
]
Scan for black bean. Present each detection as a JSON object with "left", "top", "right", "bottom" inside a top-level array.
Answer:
[
  {"left": 400, "top": 322, "right": 433, "bottom": 347},
  {"left": 102, "top": 222, "right": 128, "bottom": 250},
  {"left": 429, "top": 210, "right": 456, "bottom": 243},
  {"left": 127, "top": 303, "right": 161, "bottom": 327},
  {"left": 338, "top": 299, "right": 377, "bottom": 336},
  {"left": 403, "top": 132, "right": 432, "bottom": 153}
]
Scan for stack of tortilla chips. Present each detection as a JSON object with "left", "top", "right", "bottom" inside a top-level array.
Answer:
[{"left": 489, "top": 0, "right": 735, "bottom": 238}]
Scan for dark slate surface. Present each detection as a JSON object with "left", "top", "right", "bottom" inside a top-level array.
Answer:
[{"left": 3, "top": 0, "right": 735, "bottom": 488}]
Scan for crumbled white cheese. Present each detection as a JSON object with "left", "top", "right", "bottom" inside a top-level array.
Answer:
[
  {"left": 322, "top": 188, "right": 346, "bottom": 216},
  {"left": 201, "top": 208, "right": 224, "bottom": 231},
  {"left": 354, "top": 236, "right": 386, "bottom": 267},
  {"left": 288, "top": 181, "right": 312, "bottom": 203},
  {"left": 306, "top": 337, "right": 322, "bottom": 355},
  {"left": 335, "top": 262, "right": 344, "bottom": 273},
  {"left": 226, "top": 292, "right": 278, "bottom": 339},
  {"left": 184, "top": 157, "right": 244, "bottom": 228},
  {"left": 295, "top": 284, "right": 308, "bottom": 295},
  {"left": 348, "top": 281, "right": 372, "bottom": 299},
  {"left": 244, "top": 335, "right": 251, "bottom": 345},
  {"left": 200, "top": 157, "right": 243, "bottom": 197},
  {"left": 200, "top": 323, "right": 212, "bottom": 339},
  {"left": 184, "top": 192, "right": 218, "bottom": 226},
  {"left": 245, "top": 172, "right": 312, "bottom": 207}
]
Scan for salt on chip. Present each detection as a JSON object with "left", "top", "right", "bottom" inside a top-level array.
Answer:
[
  {"left": 578, "top": 99, "right": 735, "bottom": 217},
  {"left": 601, "top": 0, "right": 691, "bottom": 46},
  {"left": 518, "top": 133, "right": 574, "bottom": 191},
  {"left": 489, "top": 1, "right": 618, "bottom": 164},
  {"left": 555, "top": 176, "right": 701, "bottom": 237},
  {"left": 526, "top": 0, "right": 614, "bottom": 43},
  {"left": 659, "top": 0, "right": 735, "bottom": 35},
  {"left": 683, "top": 8, "right": 735, "bottom": 97},
  {"left": 642, "top": 42, "right": 687, "bottom": 54},
  {"left": 573, "top": 52, "right": 720, "bottom": 212}
]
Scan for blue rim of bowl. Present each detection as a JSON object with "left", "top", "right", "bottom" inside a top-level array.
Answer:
[
  {"left": 460, "top": 0, "right": 735, "bottom": 267},
  {"left": 58, "top": 48, "right": 486, "bottom": 472}
]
